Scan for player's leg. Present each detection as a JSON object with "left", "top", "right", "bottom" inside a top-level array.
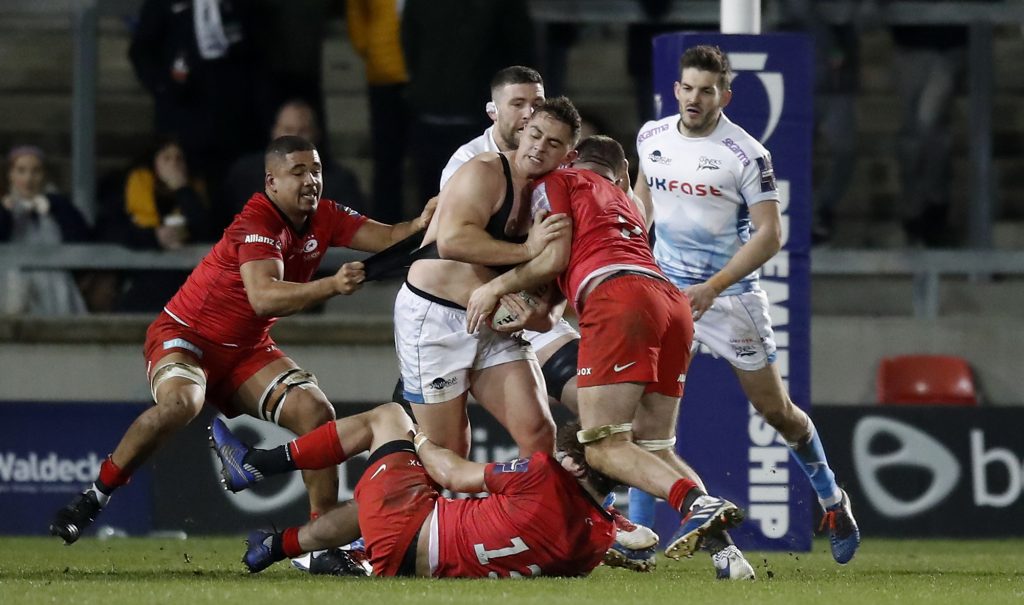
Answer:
[
  {"left": 529, "top": 326, "right": 580, "bottom": 414},
  {"left": 232, "top": 357, "right": 339, "bottom": 517},
  {"left": 49, "top": 350, "right": 206, "bottom": 544},
  {"left": 408, "top": 396, "right": 471, "bottom": 457},
  {"left": 471, "top": 358, "right": 555, "bottom": 457},
  {"left": 242, "top": 501, "right": 367, "bottom": 576}
]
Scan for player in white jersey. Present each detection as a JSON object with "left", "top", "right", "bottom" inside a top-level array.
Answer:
[
  {"left": 633, "top": 45, "right": 860, "bottom": 565},
  {"left": 439, "top": 66, "right": 582, "bottom": 412}
]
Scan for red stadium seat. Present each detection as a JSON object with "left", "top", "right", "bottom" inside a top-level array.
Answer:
[{"left": 877, "top": 355, "right": 978, "bottom": 406}]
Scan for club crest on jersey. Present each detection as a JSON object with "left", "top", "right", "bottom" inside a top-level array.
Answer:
[
  {"left": 697, "top": 156, "right": 721, "bottom": 171},
  {"left": 302, "top": 239, "right": 318, "bottom": 253},
  {"left": 647, "top": 150, "right": 671, "bottom": 165},
  {"left": 494, "top": 458, "right": 530, "bottom": 473}
]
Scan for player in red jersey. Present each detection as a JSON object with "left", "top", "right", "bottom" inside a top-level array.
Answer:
[
  {"left": 50, "top": 136, "right": 436, "bottom": 553},
  {"left": 210, "top": 402, "right": 616, "bottom": 578},
  {"left": 465, "top": 135, "right": 746, "bottom": 564}
]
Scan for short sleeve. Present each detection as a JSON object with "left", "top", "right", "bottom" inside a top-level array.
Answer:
[
  {"left": 739, "top": 151, "right": 779, "bottom": 207},
  {"left": 483, "top": 453, "right": 550, "bottom": 495},
  {"left": 326, "top": 201, "right": 370, "bottom": 247},
  {"left": 233, "top": 210, "right": 285, "bottom": 265}
]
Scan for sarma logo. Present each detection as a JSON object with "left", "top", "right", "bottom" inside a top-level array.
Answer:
[{"left": 852, "top": 417, "right": 960, "bottom": 518}]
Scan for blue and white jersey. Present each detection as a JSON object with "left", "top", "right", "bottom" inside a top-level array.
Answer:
[
  {"left": 636, "top": 113, "right": 779, "bottom": 296},
  {"left": 439, "top": 126, "right": 499, "bottom": 190}
]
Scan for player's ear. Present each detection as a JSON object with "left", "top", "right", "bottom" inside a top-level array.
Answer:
[
  {"left": 564, "top": 149, "right": 579, "bottom": 164},
  {"left": 721, "top": 87, "right": 733, "bottom": 109}
]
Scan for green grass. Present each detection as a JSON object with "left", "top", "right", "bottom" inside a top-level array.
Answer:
[{"left": 1, "top": 537, "right": 1022, "bottom": 605}]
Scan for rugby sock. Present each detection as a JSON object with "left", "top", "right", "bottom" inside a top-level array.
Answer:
[
  {"left": 91, "top": 456, "right": 130, "bottom": 505},
  {"left": 280, "top": 527, "right": 304, "bottom": 558},
  {"left": 668, "top": 478, "right": 703, "bottom": 514},
  {"left": 288, "top": 422, "right": 347, "bottom": 469},
  {"left": 628, "top": 488, "right": 657, "bottom": 528},
  {"left": 788, "top": 421, "right": 842, "bottom": 508}
]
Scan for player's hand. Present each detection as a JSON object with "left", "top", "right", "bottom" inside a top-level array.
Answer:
[
  {"left": 416, "top": 197, "right": 438, "bottom": 231},
  {"left": 524, "top": 210, "right": 570, "bottom": 258},
  {"left": 683, "top": 281, "right": 718, "bottom": 321},
  {"left": 490, "top": 292, "right": 534, "bottom": 333},
  {"left": 466, "top": 284, "right": 501, "bottom": 334},
  {"left": 333, "top": 261, "right": 365, "bottom": 295}
]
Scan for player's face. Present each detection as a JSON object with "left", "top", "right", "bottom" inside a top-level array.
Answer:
[
  {"left": 267, "top": 150, "right": 323, "bottom": 216},
  {"left": 515, "top": 112, "right": 574, "bottom": 178},
  {"left": 8, "top": 153, "right": 44, "bottom": 198},
  {"left": 674, "top": 67, "right": 731, "bottom": 137},
  {"left": 492, "top": 82, "right": 545, "bottom": 151}
]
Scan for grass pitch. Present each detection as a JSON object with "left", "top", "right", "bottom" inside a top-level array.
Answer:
[{"left": 1, "top": 537, "right": 1022, "bottom": 605}]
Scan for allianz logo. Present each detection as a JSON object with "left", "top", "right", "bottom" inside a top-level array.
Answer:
[
  {"left": 853, "top": 417, "right": 1022, "bottom": 517},
  {"left": 0, "top": 452, "right": 102, "bottom": 483}
]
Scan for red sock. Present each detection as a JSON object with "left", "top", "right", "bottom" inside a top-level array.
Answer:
[
  {"left": 97, "top": 456, "right": 131, "bottom": 492},
  {"left": 668, "top": 478, "right": 699, "bottom": 513},
  {"left": 286, "top": 422, "right": 347, "bottom": 470},
  {"left": 281, "top": 527, "right": 304, "bottom": 558}
]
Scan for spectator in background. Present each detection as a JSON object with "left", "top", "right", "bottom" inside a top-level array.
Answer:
[
  {"left": 401, "top": 0, "right": 536, "bottom": 207},
  {"left": 348, "top": 0, "right": 409, "bottom": 225},
  {"left": 778, "top": 0, "right": 865, "bottom": 245},
  {"left": 891, "top": 24, "right": 967, "bottom": 247},
  {"left": 251, "top": 0, "right": 338, "bottom": 153},
  {"left": 99, "top": 136, "right": 213, "bottom": 311},
  {"left": 128, "top": 0, "right": 263, "bottom": 229},
  {"left": 221, "top": 99, "right": 366, "bottom": 220},
  {"left": 1, "top": 146, "right": 90, "bottom": 315}
]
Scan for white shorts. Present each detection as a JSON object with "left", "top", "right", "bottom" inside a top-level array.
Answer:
[
  {"left": 522, "top": 319, "right": 579, "bottom": 353},
  {"left": 394, "top": 283, "right": 536, "bottom": 404},
  {"left": 692, "top": 289, "right": 777, "bottom": 372}
]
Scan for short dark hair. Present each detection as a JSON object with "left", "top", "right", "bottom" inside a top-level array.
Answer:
[
  {"left": 575, "top": 135, "right": 626, "bottom": 174},
  {"left": 556, "top": 420, "right": 619, "bottom": 497},
  {"left": 490, "top": 65, "right": 544, "bottom": 93},
  {"left": 680, "top": 45, "right": 732, "bottom": 90},
  {"left": 265, "top": 135, "right": 316, "bottom": 165},
  {"left": 534, "top": 96, "right": 582, "bottom": 146}
]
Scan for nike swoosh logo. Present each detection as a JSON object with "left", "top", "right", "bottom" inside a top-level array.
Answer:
[
  {"left": 370, "top": 464, "right": 387, "bottom": 480},
  {"left": 613, "top": 362, "right": 637, "bottom": 372}
]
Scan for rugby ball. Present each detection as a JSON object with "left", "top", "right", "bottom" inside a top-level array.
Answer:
[{"left": 490, "top": 290, "right": 540, "bottom": 330}]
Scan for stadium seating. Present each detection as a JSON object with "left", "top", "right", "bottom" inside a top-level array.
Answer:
[{"left": 876, "top": 354, "right": 979, "bottom": 406}]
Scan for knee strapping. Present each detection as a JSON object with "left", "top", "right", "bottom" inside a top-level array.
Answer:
[
  {"left": 150, "top": 362, "right": 206, "bottom": 402},
  {"left": 577, "top": 423, "right": 633, "bottom": 444},
  {"left": 636, "top": 437, "right": 676, "bottom": 451},
  {"left": 257, "top": 368, "right": 320, "bottom": 425},
  {"left": 541, "top": 339, "right": 579, "bottom": 401}
]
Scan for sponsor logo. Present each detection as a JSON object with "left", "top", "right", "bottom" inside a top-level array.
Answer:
[
  {"left": 494, "top": 458, "right": 530, "bottom": 473},
  {"left": 697, "top": 156, "right": 721, "bottom": 171},
  {"left": 637, "top": 123, "right": 670, "bottom": 144},
  {"left": 244, "top": 234, "right": 281, "bottom": 248},
  {"left": 721, "top": 138, "right": 751, "bottom": 167},
  {"left": 430, "top": 376, "right": 458, "bottom": 390},
  {"left": 613, "top": 362, "right": 637, "bottom": 373},
  {"left": 163, "top": 337, "right": 203, "bottom": 358},
  {"left": 748, "top": 407, "right": 790, "bottom": 538},
  {"left": 677, "top": 373, "right": 686, "bottom": 383},
  {"left": 302, "top": 239, "right": 318, "bottom": 253},
  {"left": 647, "top": 150, "right": 672, "bottom": 165},
  {"left": 645, "top": 177, "right": 723, "bottom": 197},
  {"left": 369, "top": 464, "right": 387, "bottom": 480},
  {"left": 755, "top": 156, "right": 777, "bottom": 193},
  {"left": 733, "top": 345, "right": 757, "bottom": 358},
  {"left": 577, "top": 368, "right": 592, "bottom": 376},
  {"left": 0, "top": 451, "right": 102, "bottom": 484}
]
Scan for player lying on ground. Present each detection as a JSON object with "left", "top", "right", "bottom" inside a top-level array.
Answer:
[{"left": 210, "top": 403, "right": 619, "bottom": 577}]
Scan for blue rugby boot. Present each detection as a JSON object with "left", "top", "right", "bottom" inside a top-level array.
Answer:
[
  {"left": 820, "top": 489, "right": 860, "bottom": 564},
  {"left": 665, "top": 495, "right": 744, "bottom": 560},
  {"left": 209, "top": 418, "right": 262, "bottom": 492}
]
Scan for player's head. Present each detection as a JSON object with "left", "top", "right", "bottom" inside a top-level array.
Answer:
[
  {"left": 572, "top": 135, "right": 628, "bottom": 188},
  {"left": 674, "top": 45, "right": 732, "bottom": 137},
  {"left": 264, "top": 135, "right": 322, "bottom": 216},
  {"left": 489, "top": 66, "right": 545, "bottom": 151},
  {"left": 556, "top": 420, "right": 618, "bottom": 497},
  {"left": 271, "top": 99, "right": 322, "bottom": 146},
  {"left": 515, "top": 96, "right": 581, "bottom": 178},
  {"left": 6, "top": 145, "right": 46, "bottom": 198}
]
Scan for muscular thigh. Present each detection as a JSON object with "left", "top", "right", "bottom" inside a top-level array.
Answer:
[{"left": 231, "top": 356, "right": 330, "bottom": 426}]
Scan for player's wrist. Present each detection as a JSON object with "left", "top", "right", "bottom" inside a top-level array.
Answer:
[{"left": 413, "top": 432, "right": 430, "bottom": 452}]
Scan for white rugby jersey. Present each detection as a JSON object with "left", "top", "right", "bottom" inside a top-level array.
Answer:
[
  {"left": 636, "top": 113, "right": 779, "bottom": 295},
  {"left": 439, "top": 126, "right": 499, "bottom": 190}
]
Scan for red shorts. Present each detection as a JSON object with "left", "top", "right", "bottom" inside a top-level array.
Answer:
[
  {"left": 142, "top": 312, "right": 286, "bottom": 417},
  {"left": 354, "top": 449, "right": 438, "bottom": 576},
  {"left": 577, "top": 275, "right": 693, "bottom": 397}
]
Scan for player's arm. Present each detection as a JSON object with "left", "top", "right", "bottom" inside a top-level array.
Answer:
[
  {"left": 435, "top": 159, "right": 569, "bottom": 265},
  {"left": 346, "top": 197, "right": 437, "bottom": 253},
  {"left": 413, "top": 432, "right": 487, "bottom": 494},
  {"left": 466, "top": 217, "right": 571, "bottom": 333},
  {"left": 240, "top": 258, "right": 364, "bottom": 317},
  {"left": 633, "top": 166, "right": 655, "bottom": 231},
  {"left": 685, "top": 200, "right": 782, "bottom": 317}
]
